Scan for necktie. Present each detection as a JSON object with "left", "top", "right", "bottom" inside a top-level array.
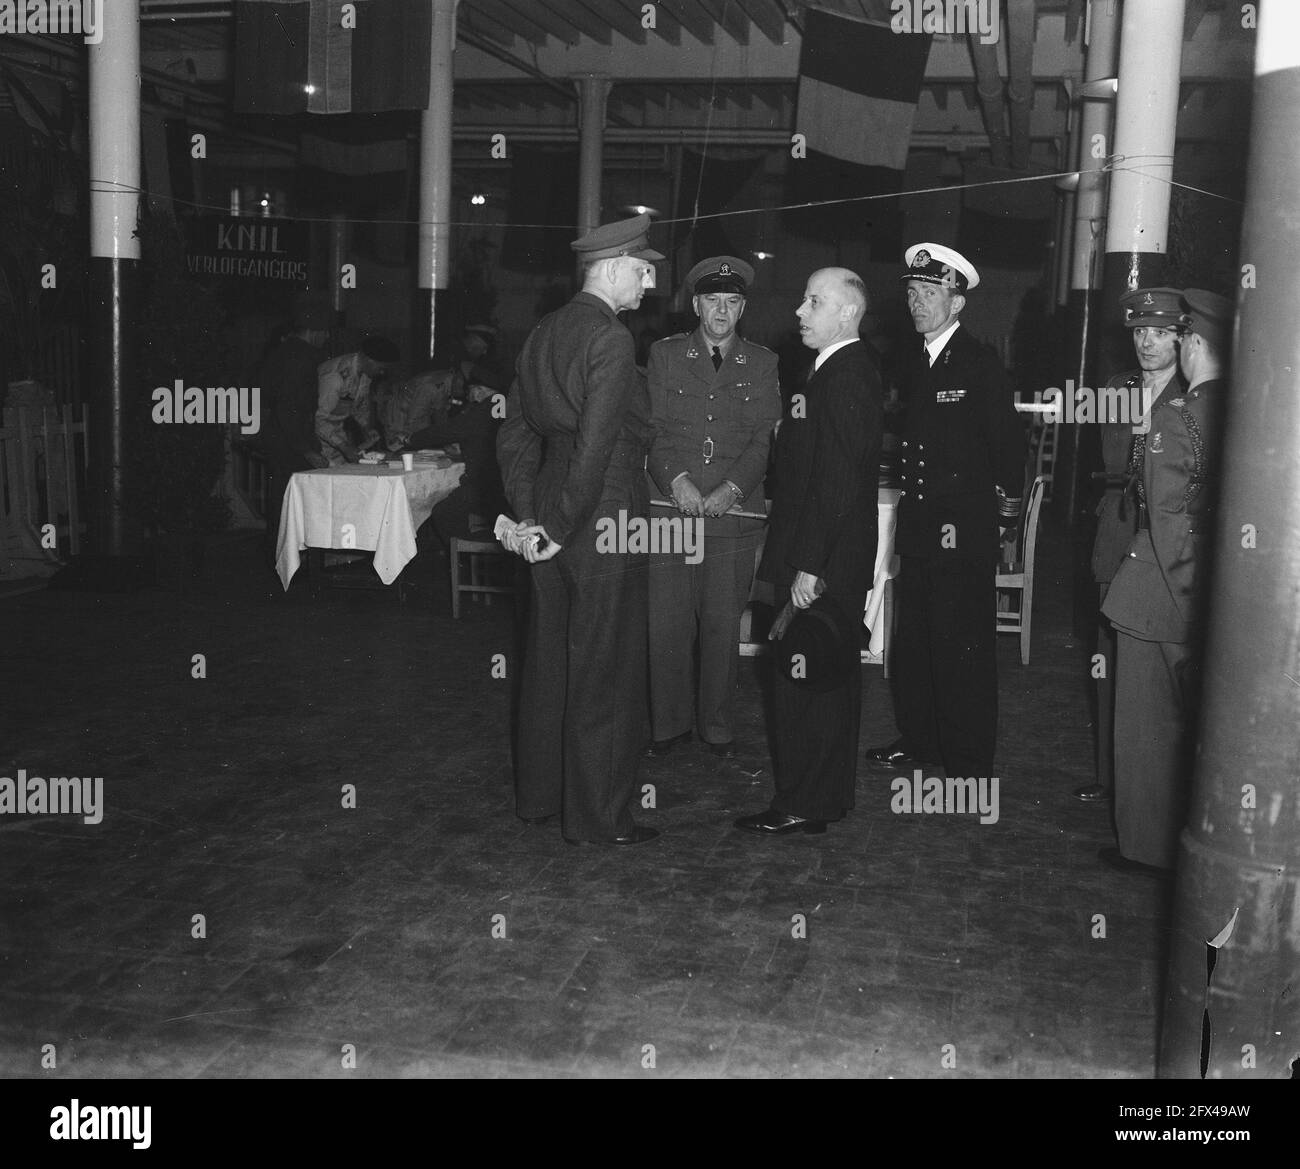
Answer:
[{"left": 711, "top": 346, "right": 723, "bottom": 371}]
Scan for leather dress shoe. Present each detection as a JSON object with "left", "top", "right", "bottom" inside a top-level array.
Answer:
[
  {"left": 733, "top": 808, "right": 827, "bottom": 836},
  {"left": 705, "top": 740, "right": 737, "bottom": 758},
  {"left": 1098, "top": 846, "right": 1171, "bottom": 878},
  {"left": 1073, "top": 784, "right": 1110, "bottom": 804},
  {"left": 644, "top": 730, "right": 692, "bottom": 758},
  {"left": 863, "top": 738, "right": 918, "bottom": 768},
  {"left": 565, "top": 825, "right": 661, "bottom": 847}
]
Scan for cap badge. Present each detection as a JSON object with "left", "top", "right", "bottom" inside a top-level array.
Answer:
[
  {"left": 913, "top": 249, "right": 931, "bottom": 268},
  {"left": 1143, "top": 292, "right": 1155, "bottom": 305},
  {"left": 719, "top": 262, "right": 731, "bottom": 276}
]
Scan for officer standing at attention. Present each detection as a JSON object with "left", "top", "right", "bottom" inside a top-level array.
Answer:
[
  {"left": 645, "top": 256, "right": 781, "bottom": 759},
  {"left": 1075, "top": 287, "right": 1187, "bottom": 806},
  {"left": 496, "top": 214, "right": 662, "bottom": 846},
  {"left": 1100, "top": 289, "right": 1232, "bottom": 874},
  {"left": 866, "top": 243, "right": 1025, "bottom": 782}
]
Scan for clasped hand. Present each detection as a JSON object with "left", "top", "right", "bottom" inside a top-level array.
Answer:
[{"left": 501, "top": 519, "right": 561, "bottom": 563}]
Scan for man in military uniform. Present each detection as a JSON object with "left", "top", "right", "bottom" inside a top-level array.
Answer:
[
  {"left": 1075, "top": 287, "right": 1187, "bottom": 805},
  {"left": 314, "top": 338, "right": 399, "bottom": 465},
  {"left": 866, "top": 243, "right": 1025, "bottom": 782},
  {"left": 734, "top": 268, "right": 883, "bottom": 836},
  {"left": 1101, "top": 289, "right": 1231, "bottom": 873},
  {"left": 645, "top": 256, "right": 781, "bottom": 758},
  {"left": 496, "top": 214, "right": 662, "bottom": 846}
]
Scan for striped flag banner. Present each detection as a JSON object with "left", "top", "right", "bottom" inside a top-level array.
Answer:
[
  {"left": 233, "top": 0, "right": 432, "bottom": 115},
  {"left": 787, "top": 7, "right": 932, "bottom": 255}
]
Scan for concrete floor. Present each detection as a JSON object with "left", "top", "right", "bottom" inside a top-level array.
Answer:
[{"left": 0, "top": 522, "right": 1171, "bottom": 1078}]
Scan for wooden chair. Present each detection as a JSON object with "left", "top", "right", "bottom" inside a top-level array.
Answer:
[
  {"left": 1033, "top": 419, "right": 1058, "bottom": 502},
  {"left": 996, "top": 474, "right": 1047, "bottom": 665},
  {"left": 449, "top": 536, "right": 515, "bottom": 618}
]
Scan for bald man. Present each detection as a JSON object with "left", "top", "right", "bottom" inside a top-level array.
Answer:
[{"left": 735, "top": 268, "right": 884, "bottom": 836}]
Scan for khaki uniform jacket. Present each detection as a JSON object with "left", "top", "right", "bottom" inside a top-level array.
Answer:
[
  {"left": 646, "top": 330, "right": 781, "bottom": 537},
  {"left": 1091, "top": 366, "right": 1187, "bottom": 584},
  {"left": 1103, "top": 377, "right": 1225, "bottom": 643}
]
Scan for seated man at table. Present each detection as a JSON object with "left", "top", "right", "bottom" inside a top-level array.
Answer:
[
  {"left": 374, "top": 367, "right": 458, "bottom": 451},
  {"left": 315, "top": 337, "right": 400, "bottom": 465},
  {"left": 415, "top": 378, "right": 508, "bottom": 543}
]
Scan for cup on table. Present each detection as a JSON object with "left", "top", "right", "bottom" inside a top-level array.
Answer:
[{"left": 401, "top": 452, "right": 415, "bottom": 472}]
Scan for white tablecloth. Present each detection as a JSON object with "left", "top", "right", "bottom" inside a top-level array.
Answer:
[
  {"left": 276, "top": 459, "right": 464, "bottom": 589},
  {"left": 863, "top": 487, "right": 901, "bottom": 656}
]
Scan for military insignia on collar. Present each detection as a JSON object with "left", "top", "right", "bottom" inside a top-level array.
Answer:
[
  {"left": 686, "top": 347, "right": 699, "bottom": 359},
  {"left": 734, "top": 352, "right": 746, "bottom": 364},
  {"left": 1150, "top": 432, "right": 1163, "bottom": 453},
  {"left": 913, "top": 249, "right": 931, "bottom": 268}
]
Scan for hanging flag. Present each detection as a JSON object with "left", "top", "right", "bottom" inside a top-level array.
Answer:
[
  {"left": 958, "top": 162, "right": 1054, "bottom": 269},
  {"left": 786, "top": 7, "right": 932, "bottom": 257},
  {"left": 233, "top": 0, "right": 432, "bottom": 115}
]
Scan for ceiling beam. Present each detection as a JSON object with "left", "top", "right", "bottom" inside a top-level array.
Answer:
[
  {"left": 493, "top": 0, "right": 582, "bottom": 46},
  {"left": 737, "top": 0, "right": 792, "bottom": 44},
  {"left": 655, "top": 0, "right": 716, "bottom": 45},
  {"left": 544, "top": 0, "right": 613, "bottom": 45},
  {"left": 698, "top": 0, "right": 751, "bottom": 44}
]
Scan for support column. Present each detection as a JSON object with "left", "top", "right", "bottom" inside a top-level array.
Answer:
[
  {"left": 1062, "top": 0, "right": 1120, "bottom": 526},
  {"left": 87, "top": 0, "right": 142, "bottom": 561},
  {"left": 576, "top": 75, "right": 611, "bottom": 236},
  {"left": 417, "top": 0, "right": 458, "bottom": 360},
  {"left": 1100, "top": 0, "right": 1185, "bottom": 377},
  {"left": 1158, "top": 0, "right": 1300, "bottom": 1080}
]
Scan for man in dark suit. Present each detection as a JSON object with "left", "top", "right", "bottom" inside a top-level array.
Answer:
[
  {"left": 645, "top": 256, "right": 781, "bottom": 758},
  {"left": 1075, "top": 287, "right": 1187, "bottom": 805},
  {"left": 1101, "top": 289, "right": 1231, "bottom": 873},
  {"left": 496, "top": 214, "right": 662, "bottom": 846},
  {"left": 866, "top": 243, "right": 1024, "bottom": 782},
  {"left": 734, "top": 268, "right": 883, "bottom": 836}
]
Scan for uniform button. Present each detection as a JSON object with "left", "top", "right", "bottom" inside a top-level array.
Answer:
[
  {"left": 916, "top": 478, "right": 925, "bottom": 486},
  {"left": 917, "top": 493, "right": 925, "bottom": 500},
  {"left": 708, "top": 394, "right": 715, "bottom": 400},
  {"left": 706, "top": 415, "right": 714, "bottom": 421},
  {"left": 902, "top": 441, "right": 909, "bottom": 448},
  {"left": 918, "top": 461, "right": 925, "bottom": 468}
]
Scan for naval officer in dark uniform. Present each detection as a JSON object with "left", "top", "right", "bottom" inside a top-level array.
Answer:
[
  {"left": 645, "top": 256, "right": 781, "bottom": 758},
  {"left": 734, "top": 267, "right": 883, "bottom": 835},
  {"left": 1100, "top": 289, "right": 1231, "bottom": 873},
  {"left": 496, "top": 214, "right": 663, "bottom": 846},
  {"left": 867, "top": 243, "right": 1025, "bottom": 781},
  {"left": 1076, "top": 287, "right": 1187, "bottom": 805}
]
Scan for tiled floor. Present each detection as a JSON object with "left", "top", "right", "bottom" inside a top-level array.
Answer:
[{"left": 0, "top": 524, "right": 1171, "bottom": 1078}]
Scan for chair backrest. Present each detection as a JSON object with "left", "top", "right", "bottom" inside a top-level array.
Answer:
[{"left": 1021, "top": 474, "right": 1047, "bottom": 571}]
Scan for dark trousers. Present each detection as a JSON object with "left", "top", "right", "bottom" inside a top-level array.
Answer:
[
  {"left": 892, "top": 554, "right": 997, "bottom": 779},
  {"left": 514, "top": 519, "right": 649, "bottom": 842},
  {"left": 1095, "top": 582, "right": 1116, "bottom": 790},
  {"left": 648, "top": 531, "right": 759, "bottom": 745},
  {"left": 770, "top": 588, "right": 865, "bottom": 820},
  {"left": 1112, "top": 631, "right": 1197, "bottom": 868}
]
